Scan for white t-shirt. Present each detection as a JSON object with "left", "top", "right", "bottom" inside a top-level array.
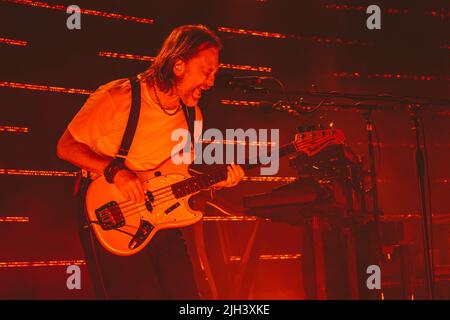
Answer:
[{"left": 68, "top": 78, "right": 202, "bottom": 171}]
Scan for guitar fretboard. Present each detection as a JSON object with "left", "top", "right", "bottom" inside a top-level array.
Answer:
[
  {"left": 170, "top": 142, "right": 296, "bottom": 198},
  {"left": 171, "top": 168, "right": 228, "bottom": 198}
]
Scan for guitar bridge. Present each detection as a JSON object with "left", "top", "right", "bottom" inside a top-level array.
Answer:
[{"left": 95, "top": 201, "right": 125, "bottom": 230}]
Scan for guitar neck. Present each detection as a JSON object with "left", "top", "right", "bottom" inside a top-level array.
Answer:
[
  {"left": 244, "top": 142, "right": 297, "bottom": 171},
  {"left": 171, "top": 167, "right": 227, "bottom": 199},
  {"left": 170, "top": 128, "right": 345, "bottom": 199},
  {"left": 170, "top": 141, "right": 297, "bottom": 199}
]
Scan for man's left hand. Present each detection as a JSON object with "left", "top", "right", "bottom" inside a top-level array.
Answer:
[{"left": 213, "top": 163, "right": 245, "bottom": 189}]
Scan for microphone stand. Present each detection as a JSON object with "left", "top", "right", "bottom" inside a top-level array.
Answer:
[
  {"left": 362, "top": 109, "right": 383, "bottom": 243},
  {"left": 409, "top": 104, "right": 435, "bottom": 300},
  {"left": 285, "top": 90, "right": 450, "bottom": 108}
]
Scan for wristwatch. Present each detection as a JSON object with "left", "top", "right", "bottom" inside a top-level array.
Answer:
[{"left": 104, "top": 159, "right": 126, "bottom": 184}]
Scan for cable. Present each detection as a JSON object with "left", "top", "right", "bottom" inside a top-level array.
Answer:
[
  {"left": 205, "top": 201, "right": 239, "bottom": 216},
  {"left": 370, "top": 110, "right": 383, "bottom": 174},
  {"left": 420, "top": 111, "right": 436, "bottom": 288}
]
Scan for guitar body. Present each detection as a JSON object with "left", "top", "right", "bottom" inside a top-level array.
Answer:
[{"left": 85, "top": 160, "right": 202, "bottom": 256}]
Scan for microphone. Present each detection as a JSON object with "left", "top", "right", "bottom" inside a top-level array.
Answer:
[{"left": 215, "top": 74, "right": 271, "bottom": 93}]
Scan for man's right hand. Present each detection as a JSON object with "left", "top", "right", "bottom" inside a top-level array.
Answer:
[{"left": 113, "top": 168, "right": 145, "bottom": 203}]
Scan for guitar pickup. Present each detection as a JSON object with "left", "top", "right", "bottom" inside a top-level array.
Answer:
[
  {"left": 145, "top": 201, "right": 153, "bottom": 212},
  {"left": 145, "top": 191, "right": 154, "bottom": 212},
  {"left": 95, "top": 201, "right": 125, "bottom": 230},
  {"left": 146, "top": 190, "right": 154, "bottom": 202},
  {"left": 165, "top": 202, "right": 180, "bottom": 214}
]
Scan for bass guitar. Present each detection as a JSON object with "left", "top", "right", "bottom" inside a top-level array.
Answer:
[{"left": 85, "top": 128, "right": 345, "bottom": 256}]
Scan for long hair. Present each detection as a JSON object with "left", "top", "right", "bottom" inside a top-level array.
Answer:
[{"left": 140, "top": 24, "right": 222, "bottom": 92}]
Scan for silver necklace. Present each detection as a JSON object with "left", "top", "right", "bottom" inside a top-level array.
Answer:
[{"left": 152, "top": 83, "right": 181, "bottom": 116}]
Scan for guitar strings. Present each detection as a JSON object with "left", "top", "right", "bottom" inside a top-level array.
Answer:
[
  {"left": 116, "top": 185, "right": 173, "bottom": 207},
  {"left": 120, "top": 191, "right": 178, "bottom": 217},
  {"left": 118, "top": 188, "right": 174, "bottom": 211},
  {"left": 119, "top": 198, "right": 176, "bottom": 218},
  {"left": 121, "top": 195, "right": 178, "bottom": 219}
]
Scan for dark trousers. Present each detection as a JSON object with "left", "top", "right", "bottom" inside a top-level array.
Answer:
[{"left": 75, "top": 176, "right": 200, "bottom": 300}]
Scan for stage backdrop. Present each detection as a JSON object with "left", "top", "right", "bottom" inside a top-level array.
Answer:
[{"left": 0, "top": 0, "right": 449, "bottom": 299}]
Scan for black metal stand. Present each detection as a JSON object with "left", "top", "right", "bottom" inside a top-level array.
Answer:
[
  {"left": 409, "top": 104, "right": 435, "bottom": 300},
  {"left": 362, "top": 110, "right": 384, "bottom": 299},
  {"left": 363, "top": 110, "right": 382, "bottom": 217}
]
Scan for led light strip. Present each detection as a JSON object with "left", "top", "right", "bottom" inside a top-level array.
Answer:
[
  {"left": 218, "top": 26, "right": 289, "bottom": 39},
  {"left": 203, "top": 216, "right": 258, "bottom": 222},
  {"left": 0, "top": 81, "right": 91, "bottom": 94},
  {"left": 229, "top": 254, "right": 302, "bottom": 261},
  {"left": 324, "top": 4, "right": 409, "bottom": 14},
  {"left": 98, "top": 51, "right": 272, "bottom": 73},
  {"left": 220, "top": 99, "right": 261, "bottom": 107},
  {"left": 200, "top": 139, "right": 276, "bottom": 146},
  {"left": 333, "top": 72, "right": 450, "bottom": 81},
  {"left": 219, "top": 63, "right": 271, "bottom": 73},
  {"left": 98, "top": 51, "right": 153, "bottom": 62},
  {"left": 0, "top": 126, "right": 29, "bottom": 133},
  {"left": 0, "top": 216, "right": 29, "bottom": 222},
  {"left": 217, "top": 26, "right": 368, "bottom": 46},
  {"left": 0, "top": 169, "right": 77, "bottom": 176},
  {"left": 242, "top": 176, "right": 298, "bottom": 182},
  {"left": 0, "top": 259, "right": 86, "bottom": 268},
  {"left": 0, "top": 37, "right": 27, "bottom": 46},
  {"left": 2, "top": 0, "right": 154, "bottom": 24},
  {"left": 323, "top": 3, "right": 449, "bottom": 18}
]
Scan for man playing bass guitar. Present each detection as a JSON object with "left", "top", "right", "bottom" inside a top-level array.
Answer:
[{"left": 57, "top": 25, "right": 244, "bottom": 299}]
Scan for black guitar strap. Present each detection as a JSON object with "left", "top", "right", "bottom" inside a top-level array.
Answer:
[
  {"left": 180, "top": 98, "right": 196, "bottom": 146},
  {"left": 115, "top": 76, "right": 141, "bottom": 162}
]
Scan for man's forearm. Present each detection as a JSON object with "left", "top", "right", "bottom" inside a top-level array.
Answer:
[
  {"left": 63, "top": 143, "right": 112, "bottom": 175},
  {"left": 57, "top": 129, "right": 113, "bottom": 175}
]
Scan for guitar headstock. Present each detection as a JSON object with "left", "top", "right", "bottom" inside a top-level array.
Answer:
[{"left": 293, "top": 126, "right": 345, "bottom": 156}]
